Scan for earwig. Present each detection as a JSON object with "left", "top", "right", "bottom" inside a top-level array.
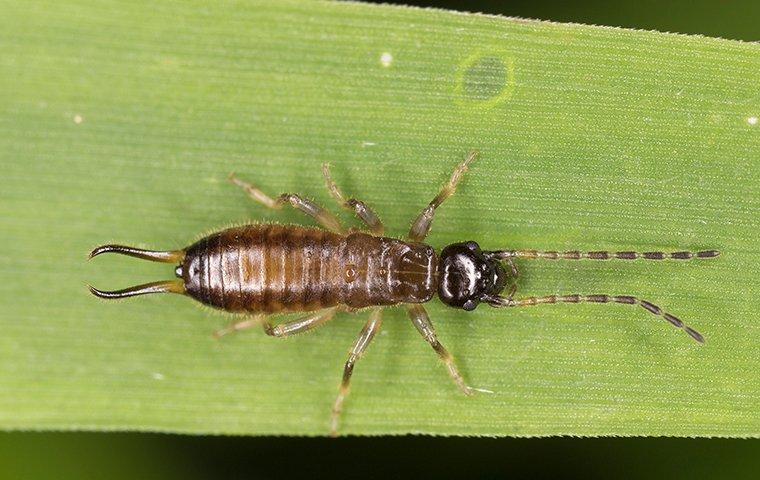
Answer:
[{"left": 89, "top": 151, "right": 720, "bottom": 436}]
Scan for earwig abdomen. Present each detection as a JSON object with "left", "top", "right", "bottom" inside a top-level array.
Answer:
[{"left": 182, "top": 224, "right": 438, "bottom": 314}]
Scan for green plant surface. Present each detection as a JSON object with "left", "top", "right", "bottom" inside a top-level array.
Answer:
[{"left": 0, "top": 0, "right": 758, "bottom": 437}]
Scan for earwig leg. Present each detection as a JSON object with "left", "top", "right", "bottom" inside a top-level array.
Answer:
[
  {"left": 406, "top": 304, "right": 473, "bottom": 395},
  {"left": 262, "top": 308, "right": 339, "bottom": 337},
  {"left": 408, "top": 151, "right": 477, "bottom": 242},
  {"left": 330, "top": 308, "right": 383, "bottom": 437},
  {"left": 213, "top": 315, "right": 266, "bottom": 338},
  {"left": 485, "top": 294, "right": 705, "bottom": 343},
  {"left": 229, "top": 173, "right": 345, "bottom": 234},
  {"left": 215, "top": 308, "right": 338, "bottom": 339},
  {"left": 322, "top": 164, "right": 384, "bottom": 236}
]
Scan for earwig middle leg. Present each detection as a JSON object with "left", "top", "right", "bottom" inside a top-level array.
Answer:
[
  {"left": 330, "top": 308, "right": 383, "bottom": 437},
  {"left": 408, "top": 151, "right": 477, "bottom": 242},
  {"left": 321, "top": 164, "right": 384, "bottom": 236},
  {"left": 229, "top": 173, "right": 344, "bottom": 234},
  {"left": 406, "top": 304, "right": 473, "bottom": 396}
]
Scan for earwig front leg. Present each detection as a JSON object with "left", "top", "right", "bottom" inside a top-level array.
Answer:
[
  {"left": 229, "top": 173, "right": 345, "bottom": 234},
  {"left": 321, "top": 164, "right": 384, "bottom": 236},
  {"left": 331, "top": 308, "right": 383, "bottom": 437},
  {"left": 406, "top": 304, "right": 473, "bottom": 396},
  {"left": 408, "top": 151, "right": 477, "bottom": 242}
]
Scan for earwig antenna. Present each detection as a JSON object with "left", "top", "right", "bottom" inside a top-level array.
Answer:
[
  {"left": 89, "top": 244, "right": 185, "bottom": 263},
  {"left": 88, "top": 280, "right": 185, "bottom": 299},
  {"left": 487, "top": 249, "right": 720, "bottom": 261},
  {"left": 485, "top": 294, "right": 704, "bottom": 343}
]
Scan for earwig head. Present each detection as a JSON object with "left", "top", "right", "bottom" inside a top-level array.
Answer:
[
  {"left": 438, "top": 241, "right": 508, "bottom": 311},
  {"left": 88, "top": 244, "right": 186, "bottom": 299}
]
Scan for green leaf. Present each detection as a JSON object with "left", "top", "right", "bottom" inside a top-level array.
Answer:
[{"left": 1, "top": 0, "right": 758, "bottom": 437}]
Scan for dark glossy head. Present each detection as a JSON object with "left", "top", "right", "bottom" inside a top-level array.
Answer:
[{"left": 437, "top": 241, "right": 508, "bottom": 310}]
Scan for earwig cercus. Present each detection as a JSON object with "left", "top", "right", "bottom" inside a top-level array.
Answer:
[{"left": 89, "top": 151, "right": 720, "bottom": 436}]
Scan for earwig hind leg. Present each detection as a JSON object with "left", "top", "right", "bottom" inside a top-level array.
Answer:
[
  {"left": 213, "top": 315, "right": 266, "bottom": 338},
  {"left": 215, "top": 308, "right": 338, "bottom": 339},
  {"left": 408, "top": 151, "right": 477, "bottom": 242},
  {"left": 406, "top": 304, "right": 473, "bottom": 396},
  {"left": 322, "top": 164, "right": 384, "bottom": 236},
  {"left": 263, "top": 308, "right": 339, "bottom": 337},
  {"left": 330, "top": 308, "right": 383, "bottom": 437},
  {"left": 229, "top": 173, "right": 345, "bottom": 234}
]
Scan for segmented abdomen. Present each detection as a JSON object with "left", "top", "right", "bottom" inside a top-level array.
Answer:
[{"left": 182, "top": 224, "right": 437, "bottom": 314}]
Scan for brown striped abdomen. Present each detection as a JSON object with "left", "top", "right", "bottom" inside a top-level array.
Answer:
[{"left": 182, "top": 224, "right": 438, "bottom": 314}]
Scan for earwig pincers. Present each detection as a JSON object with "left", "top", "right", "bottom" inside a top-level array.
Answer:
[{"left": 89, "top": 151, "right": 719, "bottom": 436}]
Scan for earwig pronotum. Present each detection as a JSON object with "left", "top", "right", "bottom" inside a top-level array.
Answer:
[{"left": 89, "top": 151, "right": 719, "bottom": 436}]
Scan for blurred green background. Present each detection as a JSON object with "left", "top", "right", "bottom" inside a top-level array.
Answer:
[
  {"left": 3, "top": 1, "right": 757, "bottom": 478},
  {"left": 2, "top": 433, "right": 760, "bottom": 479},
  {"left": 372, "top": 0, "right": 760, "bottom": 41}
]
